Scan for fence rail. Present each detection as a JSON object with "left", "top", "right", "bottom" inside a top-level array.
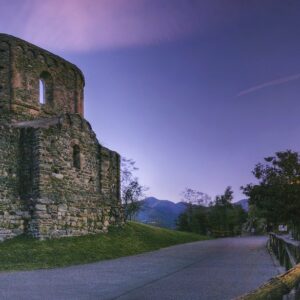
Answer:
[
  {"left": 269, "top": 233, "right": 299, "bottom": 270},
  {"left": 237, "top": 234, "right": 300, "bottom": 300}
]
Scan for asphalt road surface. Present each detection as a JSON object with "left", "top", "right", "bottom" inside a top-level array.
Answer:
[{"left": 0, "top": 236, "right": 279, "bottom": 300}]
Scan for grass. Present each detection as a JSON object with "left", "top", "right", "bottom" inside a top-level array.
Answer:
[{"left": 0, "top": 222, "right": 209, "bottom": 272}]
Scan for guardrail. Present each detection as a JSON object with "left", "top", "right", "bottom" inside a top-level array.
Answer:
[
  {"left": 269, "top": 233, "right": 299, "bottom": 270},
  {"left": 236, "top": 234, "right": 300, "bottom": 300}
]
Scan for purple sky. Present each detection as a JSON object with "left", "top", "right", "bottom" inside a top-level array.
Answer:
[{"left": 1, "top": 0, "right": 300, "bottom": 202}]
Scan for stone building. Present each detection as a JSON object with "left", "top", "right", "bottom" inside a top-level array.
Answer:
[{"left": 0, "top": 33, "right": 123, "bottom": 240}]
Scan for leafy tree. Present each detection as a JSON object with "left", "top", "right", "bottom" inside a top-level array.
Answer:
[
  {"left": 121, "top": 158, "right": 147, "bottom": 220},
  {"left": 215, "top": 186, "right": 233, "bottom": 207},
  {"left": 177, "top": 205, "right": 209, "bottom": 235},
  {"left": 176, "top": 212, "right": 190, "bottom": 232},
  {"left": 242, "top": 150, "right": 300, "bottom": 233},
  {"left": 178, "top": 188, "right": 211, "bottom": 234},
  {"left": 226, "top": 204, "right": 247, "bottom": 235},
  {"left": 208, "top": 186, "right": 235, "bottom": 236},
  {"left": 181, "top": 188, "right": 211, "bottom": 206},
  {"left": 177, "top": 186, "right": 247, "bottom": 237}
]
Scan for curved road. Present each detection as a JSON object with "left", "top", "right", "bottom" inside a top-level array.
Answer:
[{"left": 0, "top": 236, "right": 279, "bottom": 300}]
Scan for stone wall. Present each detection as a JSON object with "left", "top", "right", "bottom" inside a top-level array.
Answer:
[
  {"left": 0, "top": 34, "right": 123, "bottom": 240},
  {"left": 0, "top": 37, "right": 11, "bottom": 116},
  {"left": 0, "top": 33, "right": 84, "bottom": 121},
  {"left": 13, "top": 114, "right": 122, "bottom": 239},
  {"left": 0, "top": 125, "right": 29, "bottom": 240}
]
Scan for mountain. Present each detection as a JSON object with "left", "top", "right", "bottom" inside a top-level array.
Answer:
[
  {"left": 234, "top": 199, "right": 249, "bottom": 212},
  {"left": 134, "top": 197, "right": 249, "bottom": 229},
  {"left": 133, "top": 197, "right": 187, "bottom": 229}
]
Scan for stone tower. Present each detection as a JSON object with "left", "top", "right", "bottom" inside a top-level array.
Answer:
[{"left": 0, "top": 34, "right": 123, "bottom": 240}]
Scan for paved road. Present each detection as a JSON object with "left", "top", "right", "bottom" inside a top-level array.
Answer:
[{"left": 0, "top": 236, "right": 279, "bottom": 300}]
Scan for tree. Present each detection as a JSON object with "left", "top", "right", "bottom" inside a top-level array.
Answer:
[
  {"left": 208, "top": 186, "right": 234, "bottom": 236},
  {"left": 179, "top": 188, "right": 211, "bottom": 233},
  {"left": 181, "top": 188, "right": 211, "bottom": 206},
  {"left": 242, "top": 150, "right": 300, "bottom": 232},
  {"left": 177, "top": 186, "right": 247, "bottom": 236},
  {"left": 121, "top": 158, "right": 147, "bottom": 220},
  {"left": 177, "top": 188, "right": 211, "bottom": 234},
  {"left": 215, "top": 186, "right": 233, "bottom": 207}
]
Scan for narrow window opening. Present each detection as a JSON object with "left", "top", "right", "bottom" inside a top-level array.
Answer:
[
  {"left": 39, "top": 71, "right": 53, "bottom": 106},
  {"left": 73, "top": 145, "right": 81, "bottom": 170},
  {"left": 39, "top": 79, "right": 45, "bottom": 104}
]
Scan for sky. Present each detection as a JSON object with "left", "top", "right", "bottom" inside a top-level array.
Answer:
[{"left": 1, "top": 0, "right": 300, "bottom": 202}]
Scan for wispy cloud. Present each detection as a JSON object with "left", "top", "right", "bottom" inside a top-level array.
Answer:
[
  {"left": 237, "top": 73, "right": 300, "bottom": 97},
  {"left": 0, "top": 0, "right": 240, "bottom": 52}
]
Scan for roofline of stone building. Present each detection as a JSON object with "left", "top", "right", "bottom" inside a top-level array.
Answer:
[{"left": 0, "top": 33, "right": 85, "bottom": 86}]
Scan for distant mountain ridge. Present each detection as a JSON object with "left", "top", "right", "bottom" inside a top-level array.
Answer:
[
  {"left": 134, "top": 197, "right": 249, "bottom": 229},
  {"left": 133, "top": 197, "right": 187, "bottom": 229},
  {"left": 234, "top": 199, "right": 249, "bottom": 212}
]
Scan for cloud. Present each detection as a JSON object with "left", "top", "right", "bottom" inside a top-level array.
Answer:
[
  {"left": 237, "top": 73, "right": 300, "bottom": 97},
  {"left": 0, "top": 0, "right": 240, "bottom": 52}
]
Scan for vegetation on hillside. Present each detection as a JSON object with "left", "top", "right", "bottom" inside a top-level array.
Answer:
[
  {"left": 0, "top": 222, "right": 209, "bottom": 272},
  {"left": 177, "top": 187, "right": 247, "bottom": 237}
]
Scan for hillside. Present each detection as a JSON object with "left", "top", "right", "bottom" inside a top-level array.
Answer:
[
  {"left": 134, "top": 197, "right": 249, "bottom": 229},
  {"left": 234, "top": 199, "right": 249, "bottom": 212},
  {"left": 0, "top": 222, "right": 209, "bottom": 271},
  {"left": 134, "top": 197, "right": 187, "bottom": 229}
]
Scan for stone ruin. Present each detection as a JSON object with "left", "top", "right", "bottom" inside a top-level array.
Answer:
[{"left": 0, "top": 33, "right": 123, "bottom": 240}]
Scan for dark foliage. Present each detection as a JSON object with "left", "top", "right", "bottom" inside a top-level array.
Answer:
[
  {"left": 177, "top": 187, "right": 247, "bottom": 237},
  {"left": 242, "top": 150, "right": 300, "bottom": 234}
]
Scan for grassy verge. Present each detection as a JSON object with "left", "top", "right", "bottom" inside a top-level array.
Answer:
[{"left": 0, "top": 222, "right": 209, "bottom": 272}]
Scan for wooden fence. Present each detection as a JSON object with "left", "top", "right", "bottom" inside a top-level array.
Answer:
[
  {"left": 269, "top": 233, "right": 299, "bottom": 270},
  {"left": 236, "top": 234, "right": 300, "bottom": 300}
]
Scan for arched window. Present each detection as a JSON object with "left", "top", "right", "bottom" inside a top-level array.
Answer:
[
  {"left": 39, "top": 71, "right": 53, "bottom": 105},
  {"left": 73, "top": 145, "right": 81, "bottom": 170},
  {"left": 39, "top": 79, "right": 45, "bottom": 104}
]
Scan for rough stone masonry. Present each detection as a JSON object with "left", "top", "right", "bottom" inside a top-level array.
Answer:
[{"left": 0, "top": 33, "right": 123, "bottom": 240}]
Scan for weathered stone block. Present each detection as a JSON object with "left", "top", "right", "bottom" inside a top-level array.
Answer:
[
  {"left": 51, "top": 173, "right": 64, "bottom": 180},
  {"left": 35, "top": 204, "right": 47, "bottom": 211}
]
